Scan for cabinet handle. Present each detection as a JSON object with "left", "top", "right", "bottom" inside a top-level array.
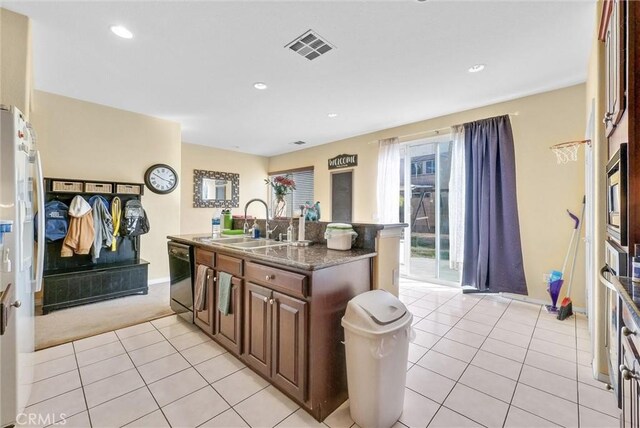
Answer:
[
  {"left": 11, "top": 300, "right": 21, "bottom": 308},
  {"left": 603, "top": 111, "right": 614, "bottom": 124},
  {"left": 620, "top": 365, "right": 639, "bottom": 380},
  {"left": 269, "top": 298, "right": 274, "bottom": 305},
  {"left": 622, "top": 326, "right": 635, "bottom": 337},
  {"left": 265, "top": 274, "right": 275, "bottom": 281}
]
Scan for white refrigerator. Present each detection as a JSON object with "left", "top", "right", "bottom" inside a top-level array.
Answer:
[{"left": 0, "top": 105, "right": 45, "bottom": 426}]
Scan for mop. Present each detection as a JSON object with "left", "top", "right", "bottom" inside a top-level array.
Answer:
[
  {"left": 558, "top": 197, "right": 586, "bottom": 320},
  {"left": 546, "top": 197, "right": 585, "bottom": 313}
]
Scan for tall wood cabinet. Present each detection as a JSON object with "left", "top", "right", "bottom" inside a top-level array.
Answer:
[{"left": 602, "top": 1, "right": 640, "bottom": 263}]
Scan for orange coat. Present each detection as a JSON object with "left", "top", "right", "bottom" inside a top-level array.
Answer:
[{"left": 61, "top": 196, "right": 95, "bottom": 257}]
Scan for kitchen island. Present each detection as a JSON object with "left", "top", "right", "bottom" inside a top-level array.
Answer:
[{"left": 167, "top": 234, "right": 376, "bottom": 421}]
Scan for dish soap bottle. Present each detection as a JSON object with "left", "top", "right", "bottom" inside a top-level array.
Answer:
[{"left": 211, "top": 210, "right": 221, "bottom": 237}]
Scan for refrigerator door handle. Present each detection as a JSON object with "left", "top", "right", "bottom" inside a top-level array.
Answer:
[{"left": 33, "top": 151, "right": 45, "bottom": 292}]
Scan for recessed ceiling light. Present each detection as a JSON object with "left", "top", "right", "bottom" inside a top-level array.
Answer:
[
  {"left": 328, "top": 113, "right": 338, "bottom": 118},
  {"left": 253, "top": 82, "right": 268, "bottom": 90},
  {"left": 110, "top": 25, "right": 133, "bottom": 39},
  {"left": 468, "top": 64, "right": 485, "bottom": 73}
]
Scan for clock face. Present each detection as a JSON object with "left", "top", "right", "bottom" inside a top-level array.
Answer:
[{"left": 145, "top": 164, "right": 178, "bottom": 194}]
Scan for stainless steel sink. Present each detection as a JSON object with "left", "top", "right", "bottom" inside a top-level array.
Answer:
[
  {"left": 194, "top": 235, "right": 288, "bottom": 249},
  {"left": 220, "top": 239, "right": 289, "bottom": 249}
]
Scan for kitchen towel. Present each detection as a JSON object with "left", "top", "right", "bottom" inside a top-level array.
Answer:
[
  {"left": 218, "top": 272, "right": 232, "bottom": 316},
  {"left": 194, "top": 264, "right": 209, "bottom": 311}
]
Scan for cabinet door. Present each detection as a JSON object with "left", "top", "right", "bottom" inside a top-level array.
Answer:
[
  {"left": 271, "top": 291, "right": 308, "bottom": 401},
  {"left": 604, "top": 0, "right": 626, "bottom": 136},
  {"left": 244, "top": 282, "right": 272, "bottom": 377},
  {"left": 620, "top": 336, "right": 639, "bottom": 427},
  {"left": 194, "top": 266, "right": 214, "bottom": 334},
  {"left": 214, "top": 274, "right": 243, "bottom": 355}
]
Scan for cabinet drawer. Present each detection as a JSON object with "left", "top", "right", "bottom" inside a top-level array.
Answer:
[
  {"left": 85, "top": 182, "right": 113, "bottom": 194},
  {"left": 246, "top": 262, "right": 306, "bottom": 298},
  {"left": 217, "top": 254, "right": 243, "bottom": 276},
  {"left": 195, "top": 248, "right": 215, "bottom": 268}
]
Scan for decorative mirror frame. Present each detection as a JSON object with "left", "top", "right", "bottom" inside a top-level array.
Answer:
[{"left": 193, "top": 169, "right": 240, "bottom": 208}]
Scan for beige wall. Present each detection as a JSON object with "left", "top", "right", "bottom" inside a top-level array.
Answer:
[
  {"left": 30, "top": 91, "right": 181, "bottom": 281},
  {"left": 180, "top": 143, "right": 269, "bottom": 234},
  {"left": 0, "top": 8, "right": 32, "bottom": 116},
  {"left": 270, "top": 85, "right": 587, "bottom": 307}
]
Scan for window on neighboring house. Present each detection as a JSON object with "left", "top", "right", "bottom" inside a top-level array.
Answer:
[
  {"left": 425, "top": 159, "right": 435, "bottom": 174},
  {"left": 268, "top": 167, "right": 315, "bottom": 217}
]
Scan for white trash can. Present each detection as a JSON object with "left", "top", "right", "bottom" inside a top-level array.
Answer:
[{"left": 341, "top": 289, "right": 414, "bottom": 428}]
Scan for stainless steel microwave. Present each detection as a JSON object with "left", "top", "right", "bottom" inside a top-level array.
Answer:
[{"left": 607, "top": 143, "right": 627, "bottom": 246}]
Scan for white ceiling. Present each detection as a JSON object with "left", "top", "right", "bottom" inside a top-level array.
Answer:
[{"left": 5, "top": 1, "right": 596, "bottom": 156}]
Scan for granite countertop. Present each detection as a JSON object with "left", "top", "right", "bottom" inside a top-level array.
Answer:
[
  {"left": 167, "top": 234, "right": 377, "bottom": 271},
  {"left": 612, "top": 275, "right": 640, "bottom": 327}
]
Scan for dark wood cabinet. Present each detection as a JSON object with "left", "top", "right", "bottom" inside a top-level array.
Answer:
[
  {"left": 194, "top": 264, "right": 214, "bottom": 333},
  {"left": 244, "top": 282, "right": 272, "bottom": 378},
  {"left": 243, "top": 282, "right": 308, "bottom": 402},
  {"left": 271, "top": 291, "right": 308, "bottom": 401},
  {"left": 602, "top": 0, "right": 627, "bottom": 136},
  {"left": 214, "top": 274, "right": 243, "bottom": 355}
]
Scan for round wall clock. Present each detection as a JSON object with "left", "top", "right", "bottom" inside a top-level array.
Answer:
[{"left": 144, "top": 164, "right": 178, "bottom": 194}]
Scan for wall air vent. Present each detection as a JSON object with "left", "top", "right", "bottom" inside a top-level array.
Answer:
[
  {"left": 292, "top": 141, "right": 307, "bottom": 146},
  {"left": 285, "top": 30, "right": 335, "bottom": 61}
]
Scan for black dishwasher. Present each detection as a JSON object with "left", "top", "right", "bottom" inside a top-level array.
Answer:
[{"left": 168, "top": 241, "right": 194, "bottom": 323}]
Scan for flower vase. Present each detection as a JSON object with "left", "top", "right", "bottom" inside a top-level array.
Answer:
[{"left": 273, "top": 195, "right": 287, "bottom": 218}]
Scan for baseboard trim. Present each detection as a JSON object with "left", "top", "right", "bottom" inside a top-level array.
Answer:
[
  {"left": 148, "top": 277, "right": 170, "bottom": 286},
  {"left": 500, "top": 292, "right": 586, "bottom": 314}
]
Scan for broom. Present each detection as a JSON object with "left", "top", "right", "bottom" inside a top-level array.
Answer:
[{"left": 558, "top": 197, "right": 585, "bottom": 321}]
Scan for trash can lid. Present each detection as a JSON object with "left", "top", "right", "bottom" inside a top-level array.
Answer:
[{"left": 355, "top": 290, "right": 407, "bottom": 325}]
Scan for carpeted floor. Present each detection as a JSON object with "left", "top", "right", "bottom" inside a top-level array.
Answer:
[{"left": 35, "top": 282, "right": 175, "bottom": 350}]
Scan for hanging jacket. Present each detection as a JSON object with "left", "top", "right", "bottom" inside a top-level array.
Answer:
[
  {"left": 111, "top": 197, "right": 122, "bottom": 251},
  {"left": 61, "top": 196, "right": 95, "bottom": 257},
  {"left": 88, "top": 195, "right": 114, "bottom": 262},
  {"left": 35, "top": 200, "right": 69, "bottom": 242}
]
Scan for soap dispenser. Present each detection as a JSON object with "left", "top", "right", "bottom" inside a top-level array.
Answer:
[{"left": 252, "top": 219, "right": 260, "bottom": 239}]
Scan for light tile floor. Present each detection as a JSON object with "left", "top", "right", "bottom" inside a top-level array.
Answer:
[{"left": 23, "top": 279, "right": 619, "bottom": 427}]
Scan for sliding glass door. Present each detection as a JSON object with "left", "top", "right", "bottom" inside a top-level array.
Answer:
[{"left": 399, "top": 136, "right": 460, "bottom": 284}]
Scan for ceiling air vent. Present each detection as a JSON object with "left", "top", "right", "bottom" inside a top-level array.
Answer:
[
  {"left": 292, "top": 141, "right": 307, "bottom": 146},
  {"left": 285, "top": 30, "right": 335, "bottom": 61}
]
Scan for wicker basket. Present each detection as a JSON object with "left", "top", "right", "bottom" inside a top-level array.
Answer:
[
  {"left": 51, "top": 181, "right": 83, "bottom": 193},
  {"left": 116, "top": 184, "right": 142, "bottom": 195},
  {"left": 85, "top": 182, "right": 112, "bottom": 194}
]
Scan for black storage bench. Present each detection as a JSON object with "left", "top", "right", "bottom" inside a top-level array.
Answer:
[{"left": 41, "top": 178, "right": 149, "bottom": 314}]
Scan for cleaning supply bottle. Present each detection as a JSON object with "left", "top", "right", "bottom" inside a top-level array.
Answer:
[
  {"left": 211, "top": 210, "right": 221, "bottom": 237},
  {"left": 287, "top": 217, "right": 294, "bottom": 242}
]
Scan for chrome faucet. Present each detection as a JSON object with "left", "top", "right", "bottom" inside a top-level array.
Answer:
[{"left": 243, "top": 198, "right": 276, "bottom": 239}]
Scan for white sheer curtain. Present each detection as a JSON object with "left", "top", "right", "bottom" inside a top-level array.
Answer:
[
  {"left": 449, "top": 125, "right": 465, "bottom": 272},
  {"left": 376, "top": 137, "right": 400, "bottom": 223}
]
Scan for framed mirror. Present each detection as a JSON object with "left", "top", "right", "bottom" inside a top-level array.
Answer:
[{"left": 193, "top": 169, "right": 239, "bottom": 208}]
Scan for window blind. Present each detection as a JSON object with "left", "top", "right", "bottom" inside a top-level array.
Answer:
[{"left": 269, "top": 169, "right": 314, "bottom": 217}]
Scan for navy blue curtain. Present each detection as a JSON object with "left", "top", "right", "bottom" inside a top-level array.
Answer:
[{"left": 462, "top": 115, "right": 527, "bottom": 294}]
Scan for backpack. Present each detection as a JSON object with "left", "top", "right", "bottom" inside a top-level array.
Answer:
[
  {"left": 121, "top": 199, "right": 150, "bottom": 237},
  {"left": 36, "top": 200, "right": 69, "bottom": 242}
]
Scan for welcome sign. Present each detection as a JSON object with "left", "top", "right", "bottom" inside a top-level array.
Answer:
[{"left": 328, "top": 154, "right": 358, "bottom": 170}]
